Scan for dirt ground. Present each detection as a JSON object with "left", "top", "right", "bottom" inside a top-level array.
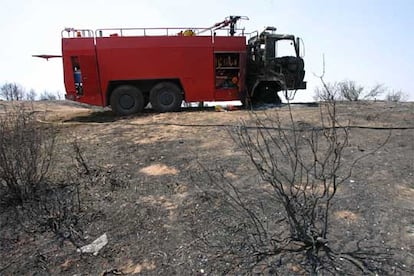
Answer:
[{"left": 0, "top": 100, "right": 413, "bottom": 275}]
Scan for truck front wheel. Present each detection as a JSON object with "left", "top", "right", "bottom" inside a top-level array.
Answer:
[
  {"left": 110, "top": 85, "right": 145, "bottom": 115},
  {"left": 252, "top": 83, "right": 282, "bottom": 105},
  {"left": 150, "top": 82, "right": 183, "bottom": 112}
]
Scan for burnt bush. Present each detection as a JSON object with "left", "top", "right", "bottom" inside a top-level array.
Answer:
[
  {"left": 386, "top": 90, "right": 407, "bottom": 102},
  {"left": 16, "top": 181, "right": 83, "bottom": 246},
  {"left": 314, "top": 81, "right": 387, "bottom": 102},
  {"left": 0, "top": 82, "right": 25, "bottom": 101},
  {"left": 191, "top": 98, "right": 412, "bottom": 275},
  {"left": 0, "top": 105, "right": 56, "bottom": 204},
  {"left": 0, "top": 106, "right": 89, "bottom": 247}
]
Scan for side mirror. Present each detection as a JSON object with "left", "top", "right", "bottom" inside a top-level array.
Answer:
[
  {"left": 296, "top": 37, "right": 300, "bottom": 57},
  {"left": 296, "top": 37, "right": 305, "bottom": 58}
]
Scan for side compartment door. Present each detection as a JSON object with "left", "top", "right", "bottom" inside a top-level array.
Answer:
[
  {"left": 62, "top": 37, "right": 103, "bottom": 106},
  {"left": 78, "top": 54, "right": 102, "bottom": 106},
  {"left": 214, "top": 52, "right": 241, "bottom": 101}
]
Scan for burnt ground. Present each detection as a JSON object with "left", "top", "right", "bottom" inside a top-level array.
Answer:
[{"left": 0, "top": 100, "right": 413, "bottom": 275}]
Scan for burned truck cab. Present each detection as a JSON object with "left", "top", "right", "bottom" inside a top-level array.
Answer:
[{"left": 246, "top": 27, "right": 306, "bottom": 104}]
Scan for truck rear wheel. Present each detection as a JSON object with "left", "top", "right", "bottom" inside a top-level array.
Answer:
[
  {"left": 110, "top": 85, "right": 145, "bottom": 115},
  {"left": 150, "top": 82, "right": 183, "bottom": 112}
]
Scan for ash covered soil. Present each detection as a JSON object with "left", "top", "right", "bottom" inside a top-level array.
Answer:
[{"left": 0, "top": 100, "right": 413, "bottom": 275}]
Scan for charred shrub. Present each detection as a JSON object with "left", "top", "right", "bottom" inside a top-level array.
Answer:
[
  {"left": 17, "top": 181, "right": 83, "bottom": 245},
  {"left": 192, "top": 99, "right": 407, "bottom": 275},
  {"left": 0, "top": 105, "right": 85, "bottom": 245},
  {"left": 0, "top": 105, "right": 55, "bottom": 204}
]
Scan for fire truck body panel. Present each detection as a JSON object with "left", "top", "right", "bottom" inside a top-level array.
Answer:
[
  {"left": 96, "top": 36, "right": 215, "bottom": 104},
  {"left": 63, "top": 33, "right": 247, "bottom": 111}
]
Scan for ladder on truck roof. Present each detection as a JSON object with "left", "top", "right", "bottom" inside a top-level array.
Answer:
[
  {"left": 61, "top": 28, "right": 94, "bottom": 38},
  {"left": 61, "top": 16, "right": 249, "bottom": 39}
]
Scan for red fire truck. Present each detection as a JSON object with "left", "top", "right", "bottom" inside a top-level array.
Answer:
[{"left": 40, "top": 16, "right": 306, "bottom": 115}]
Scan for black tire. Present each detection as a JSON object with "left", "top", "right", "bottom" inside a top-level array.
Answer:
[
  {"left": 252, "top": 84, "right": 282, "bottom": 105},
  {"left": 110, "top": 85, "right": 145, "bottom": 115},
  {"left": 149, "top": 82, "right": 183, "bottom": 112}
]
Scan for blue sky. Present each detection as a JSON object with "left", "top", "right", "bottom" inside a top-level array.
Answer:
[{"left": 0, "top": 0, "right": 413, "bottom": 102}]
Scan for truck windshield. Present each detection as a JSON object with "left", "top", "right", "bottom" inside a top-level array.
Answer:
[{"left": 275, "top": 39, "right": 296, "bottom": 57}]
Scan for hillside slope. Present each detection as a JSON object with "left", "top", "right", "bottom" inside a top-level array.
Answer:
[{"left": 1, "top": 100, "right": 413, "bottom": 275}]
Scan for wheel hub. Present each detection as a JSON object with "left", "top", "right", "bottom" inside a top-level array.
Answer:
[
  {"left": 119, "top": 94, "right": 134, "bottom": 109},
  {"left": 159, "top": 91, "right": 173, "bottom": 106}
]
